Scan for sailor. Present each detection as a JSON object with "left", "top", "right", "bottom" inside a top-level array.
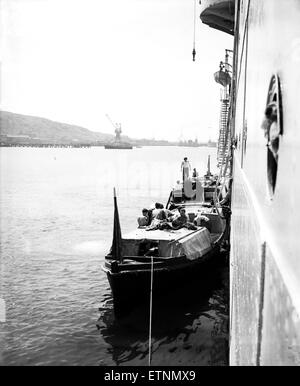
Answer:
[{"left": 181, "top": 157, "right": 191, "bottom": 181}]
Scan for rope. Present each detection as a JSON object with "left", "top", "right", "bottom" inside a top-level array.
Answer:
[
  {"left": 236, "top": 0, "right": 251, "bottom": 96},
  {"left": 193, "top": 0, "right": 196, "bottom": 47},
  {"left": 148, "top": 256, "right": 154, "bottom": 366},
  {"left": 256, "top": 242, "right": 266, "bottom": 366},
  {"left": 192, "top": 0, "right": 197, "bottom": 61}
]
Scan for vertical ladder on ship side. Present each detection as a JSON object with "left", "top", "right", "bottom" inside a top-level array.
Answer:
[{"left": 217, "top": 98, "right": 230, "bottom": 168}]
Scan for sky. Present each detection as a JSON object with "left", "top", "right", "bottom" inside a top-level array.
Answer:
[{"left": 0, "top": 0, "right": 233, "bottom": 141}]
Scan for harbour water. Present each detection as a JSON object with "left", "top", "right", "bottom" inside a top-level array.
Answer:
[{"left": 0, "top": 146, "right": 228, "bottom": 366}]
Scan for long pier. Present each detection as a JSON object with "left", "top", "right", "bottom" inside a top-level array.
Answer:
[{"left": 0, "top": 143, "right": 92, "bottom": 148}]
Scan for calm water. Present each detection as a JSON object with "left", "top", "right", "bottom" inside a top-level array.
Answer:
[{"left": 0, "top": 146, "right": 228, "bottom": 366}]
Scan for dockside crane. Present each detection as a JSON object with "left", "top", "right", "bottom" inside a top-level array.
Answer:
[{"left": 105, "top": 114, "right": 122, "bottom": 141}]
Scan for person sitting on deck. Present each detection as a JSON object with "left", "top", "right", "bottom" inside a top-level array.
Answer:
[
  {"left": 146, "top": 209, "right": 168, "bottom": 231},
  {"left": 170, "top": 208, "right": 197, "bottom": 230},
  {"left": 171, "top": 207, "right": 188, "bottom": 228},
  {"left": 137, "top": 208, "right": 150, "bottom": 228},
  {"left": 193, "top": 212, "right": 212, "bottom": 232},
  {"left": 172, "top": 180, "right": 183, "bottom": 205},
  {"left": 151, "top": 202, "right": 164, "bottom": 219},
  {"left": 174, "top": 180, "right": 182, "bottom": 190}
]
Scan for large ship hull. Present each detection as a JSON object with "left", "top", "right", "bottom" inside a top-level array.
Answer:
[
  {"left": 200, "top": 0, "right": 300, "bottom": 365},
  {"left": 230, "top": 159, "right": 300, "bottom": 366},
  {"left": 229, "top": 0, "right": 300, "bottom": 366}
]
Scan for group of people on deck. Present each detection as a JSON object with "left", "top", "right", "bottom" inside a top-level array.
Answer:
[
  {"left": 136, "top": 156, "right": 213, "bottom": 231},
  {"left": 137, "top": 203, "right": 211, "bottom": 232},
  {"left": 137, "top": 203, "right": 171, "bottom": 229}
]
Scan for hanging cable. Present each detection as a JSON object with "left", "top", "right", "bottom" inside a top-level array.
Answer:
[
  {"left": 192, "top": 0, "right": 196, "bottom": 61},
  {"left": 148, "top": 256, "right": 154, "bottom": 366}
]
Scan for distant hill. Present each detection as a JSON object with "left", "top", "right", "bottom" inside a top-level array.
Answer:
[
  {"left": 0, "top": 110, "right": 114, "bottom": 144},
  {"left": 0, "top": 110, "right": 179, "bottom": 147}
]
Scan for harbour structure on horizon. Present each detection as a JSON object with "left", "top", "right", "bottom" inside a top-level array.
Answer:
[
  {"left": 178, "top": 138, "right": 199, "bottom": 147},
  {"left": 199, "top": 0, "right": 300, "bottom": 366},
  {"left": 177, "top": 138, "right": 217, "bottom": 147},
  {"left": 104, "top": 114, "right": 133, "bottom": 149}
]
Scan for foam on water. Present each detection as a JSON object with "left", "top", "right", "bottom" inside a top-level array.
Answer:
[{"left": 73, "top": 241, "right": 109, "bottom": 255}]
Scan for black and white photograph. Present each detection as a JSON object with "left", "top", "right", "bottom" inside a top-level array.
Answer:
[{"left": 1, "top": 0, "right": 300, "bottom": 368}]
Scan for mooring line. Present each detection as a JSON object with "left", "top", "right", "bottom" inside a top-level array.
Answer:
[{"left": 148, "top": 256, "right": 154, "bottom": 366}]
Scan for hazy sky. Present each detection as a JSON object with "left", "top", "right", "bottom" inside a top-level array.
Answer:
[{"left": 1, "top": 0, "right": 233, "bottom": 141}]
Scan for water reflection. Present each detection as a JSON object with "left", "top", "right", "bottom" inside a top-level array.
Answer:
[{"left": 97, "top": 256, "right": 229, "bottom": 366}]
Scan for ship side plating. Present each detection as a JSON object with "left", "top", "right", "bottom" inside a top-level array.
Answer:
[{"left": 200, "top": 0, "right": 300, "bottom": 365}]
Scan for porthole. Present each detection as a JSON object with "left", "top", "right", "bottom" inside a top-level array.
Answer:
[{"left": 261, "top": 74, "right": 283, "bottom": 198}]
